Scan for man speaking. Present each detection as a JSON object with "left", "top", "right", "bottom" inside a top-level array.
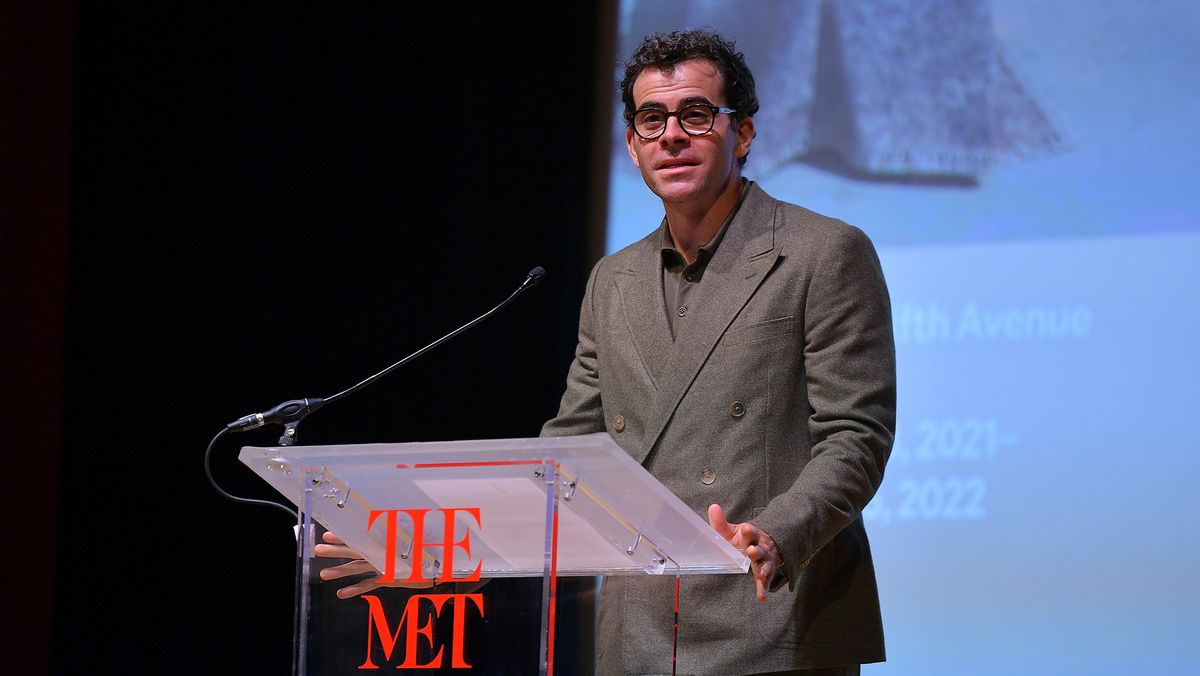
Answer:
[{"left": 540, "top": 30, "right": 896, "bottom": 675}]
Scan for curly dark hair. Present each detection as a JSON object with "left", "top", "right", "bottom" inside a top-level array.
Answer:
[{"left": 620, "top": 29, "right": 759, "bottom": 166}]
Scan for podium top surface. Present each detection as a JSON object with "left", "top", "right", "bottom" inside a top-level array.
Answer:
[{"left": 239, "top": 433, "right": 749, "bottom": 578}]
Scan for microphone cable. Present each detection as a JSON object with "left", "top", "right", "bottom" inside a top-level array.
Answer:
[{"left": 204, "top": 427, "right": 300, "bottom": 520}]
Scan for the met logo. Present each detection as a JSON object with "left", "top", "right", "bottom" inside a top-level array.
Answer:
[{"left": 357, "top": 507, "right": 486, "bottom": 670}]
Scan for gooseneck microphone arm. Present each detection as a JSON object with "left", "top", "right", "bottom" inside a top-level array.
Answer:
[
  {"left": 224, "top": 265, "right": 545, "bottom": 442},
  {"left": 207, "top": 266, "right": 546, "bottom": 516},
  {"left": 320, "top": 265, "right": 545, "bottom": 410}
]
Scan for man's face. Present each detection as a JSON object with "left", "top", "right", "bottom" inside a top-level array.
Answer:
[{"left": 626, "top": 58, "right": 754, "bottom": 210}]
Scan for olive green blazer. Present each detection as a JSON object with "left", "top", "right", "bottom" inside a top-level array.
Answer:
[{"left": 543, "top": 183, "right": 896, "bottom": 674}]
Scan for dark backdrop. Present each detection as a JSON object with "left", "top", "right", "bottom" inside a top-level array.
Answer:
[{"left": 40, "top": 3, "right": 609, "bottom": 673}]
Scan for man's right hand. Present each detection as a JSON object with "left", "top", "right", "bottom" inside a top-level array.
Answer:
[{"left": 314, "top": 531, "right": 434, "bottom": 599}]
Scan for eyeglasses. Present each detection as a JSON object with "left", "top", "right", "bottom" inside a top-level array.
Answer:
[{"left": 631, "top": 103, "right": 738, "bottom": 140}]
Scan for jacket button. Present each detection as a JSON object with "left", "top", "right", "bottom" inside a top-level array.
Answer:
[
  {"left": 700, "top": 468, "right": 716, "bottom": 485},
  {"left": 613, "top": 415, "right": 626, "bottom": 432},
  {"left": 730, "top": 401, "right": 746, "bottom": 417}
]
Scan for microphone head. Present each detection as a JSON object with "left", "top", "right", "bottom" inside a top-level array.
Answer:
[{"left": 526, "top": 266, "right": 546, "bottom": 286}]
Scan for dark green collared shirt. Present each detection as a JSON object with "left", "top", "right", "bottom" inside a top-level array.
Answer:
[{"left": 660, "top": 180, "right": 751, "bottom": 340}]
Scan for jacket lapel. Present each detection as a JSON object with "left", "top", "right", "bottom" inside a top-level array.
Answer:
[
  {"left": 631, "top": 184, "right": 781, "bottom": 464},
  {"left": 614, "top": 226, "right": 674, "bottom": 389}
]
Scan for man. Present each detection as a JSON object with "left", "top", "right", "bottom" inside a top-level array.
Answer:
[
  {"left": 540, "top": 30, "right": 896, "bottom": 675},
  {"left": 320, "top": 27, "right": 893, "bottom": 675}
]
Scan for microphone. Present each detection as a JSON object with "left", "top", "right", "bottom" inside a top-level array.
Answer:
[
  {"left": 223, "top": 266, "right": 547, "bottom": 440},
  {"left": 521, "top": 266, "right": 546, "bottom": 290},
  {"left": 226, "top": 398, "right": 324, "bottom": 431}
]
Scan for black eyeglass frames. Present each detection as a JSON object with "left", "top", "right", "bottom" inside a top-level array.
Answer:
[{"left": 631, "top": 103, "right": 738, "bottom": 140}]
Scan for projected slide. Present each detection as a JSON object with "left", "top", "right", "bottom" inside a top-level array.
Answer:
[{"left": 605, "top": 1, "right": 1200, "bottom": 673}]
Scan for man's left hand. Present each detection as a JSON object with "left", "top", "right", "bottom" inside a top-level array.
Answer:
[{"left": 708, "top": 503, "right": 784, "bottom": 603}]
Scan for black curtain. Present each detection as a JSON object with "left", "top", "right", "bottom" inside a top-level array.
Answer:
[
  {"left": 1, "top": 2, "right": 73, "bottom": 673},
  {"left": 55, "top": 4, "right": 604, "bottom": 673}
]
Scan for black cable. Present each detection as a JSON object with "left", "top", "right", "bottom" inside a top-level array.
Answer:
[{"left": 203, "top": 427, "right": 298, "bottom": 520}]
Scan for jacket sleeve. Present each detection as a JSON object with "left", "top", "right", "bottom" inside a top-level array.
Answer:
[
  {"left": 541, "top": 259, "right": 607, "bottom": 438},
  {"left": 753, "top": 225, "right": 896, "bottom": 588}
]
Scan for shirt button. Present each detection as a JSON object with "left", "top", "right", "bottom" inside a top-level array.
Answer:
[
  {"left": 700, "top": 468, "right": 716, "bottom": 485},
  {"left": 685, "top": 274, "right": 696, "bottom": 283},
  {"left": 730, "top": 401, "right": 746, "bottom": 417},
  {"left": 613, "top": 415, "right": 626, "bottom": 432},
  {"left": 677, "top": 306, "right": 688, "bottom": 318}
]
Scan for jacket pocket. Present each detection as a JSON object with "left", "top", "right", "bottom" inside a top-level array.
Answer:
[{"left": 721, "top": 315, "right": 795, "bottom": 347}]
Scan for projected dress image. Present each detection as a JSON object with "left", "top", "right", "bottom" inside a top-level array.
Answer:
[
  {"left": 609, "top": 0, "right": 1200, "bottom": 247},
  {"left": 621, "top": 0, "right": 1064, "bottom": 183}
]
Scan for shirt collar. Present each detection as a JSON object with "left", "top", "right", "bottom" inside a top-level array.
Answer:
[{"left": 659, "top": 179, "right": 751, "bottom": 268}]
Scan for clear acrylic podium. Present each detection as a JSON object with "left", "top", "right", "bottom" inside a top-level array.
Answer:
[{"left": 240, "top": 432, "right": 748, "bottom": 674}]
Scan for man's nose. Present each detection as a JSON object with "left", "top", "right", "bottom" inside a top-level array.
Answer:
[{"left": 660, "top": 114, "right": 690, "bottom": 144}]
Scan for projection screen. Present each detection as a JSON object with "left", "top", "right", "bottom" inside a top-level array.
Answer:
[{"left": 602, "top": 1, "right": 1200, "bottom": 673}]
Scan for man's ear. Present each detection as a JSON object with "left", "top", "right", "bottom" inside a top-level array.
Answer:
[
  {"left": 735, "top": 116, "right": 755, "bottom": 159},
  {"left": 626, "top": 127, "right": 641, "bottom": 168}
]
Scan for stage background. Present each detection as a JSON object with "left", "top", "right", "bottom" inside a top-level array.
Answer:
[
  {"left": 4, "top": 1, "right": 1196, "bottom": 673},
  {"left": 608, "top": 1, "right": 1200, "bottom": 674}
]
